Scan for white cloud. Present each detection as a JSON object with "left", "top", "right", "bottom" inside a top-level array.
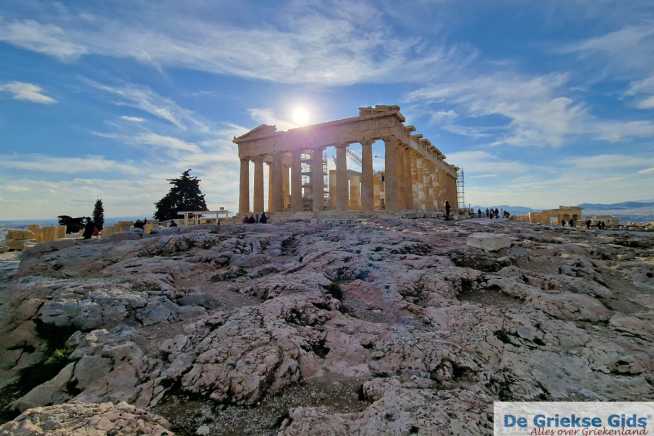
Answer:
[
  {"left": 0, "top": 154, "right": 139, "bottom": 175},
  {"left": 120, "top": 115, "right": 145, "bottom": 123},
  {"left": 0, "top": 17, "right": 87, "bottom": 61},
  {"left": 568, "top": 154, "right": 654, "bottom": 170},
  {"left": 407, "top": 73, "right": 588, "bottom": 147},
  {"left": 86, "top": 80, "right": 206, "bottom": 131},
  {"left": 561, "top": 25, "right": 654, "bottom": 110},
  {"left": 92, "top": 130, "right": 201, "bottom": 153},
  {"left": 134, "top": 132, "right": 200, "bottom": 153},
  {"left": 0, "top": 81, "right": 56, "bottom": 104},
  {"left": 636, "top": 96, "right": 654, "bottom": 109},
  {"left": 638, "top": 167, "right": 654, "bottom": 175},
  {"left": 0, "top": 3, "right": 472, "bottom": 86},
  {"left": 447, "top": 150, "right": 529, "bottom": 176},
  {"left": 595, "top": 120, "right": 654, "bottom": 142},
  {"left": 430, "top": 110, "right": 458, "bottom": 123},
  {"left": 559, "top": 23, "right": 654, "bottom": 73}
]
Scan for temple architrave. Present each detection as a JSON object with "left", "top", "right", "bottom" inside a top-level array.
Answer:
[{"left": 232, "top": 105, "right": 459, "bottom": 215}]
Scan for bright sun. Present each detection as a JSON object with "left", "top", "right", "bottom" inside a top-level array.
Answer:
[{"left": 291, "top": 106, "right": 311, "bottom": 126}]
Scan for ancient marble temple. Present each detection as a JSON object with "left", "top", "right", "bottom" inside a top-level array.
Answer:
[{"left": 233, "top": 105, "right": 459, "bottom": 215}]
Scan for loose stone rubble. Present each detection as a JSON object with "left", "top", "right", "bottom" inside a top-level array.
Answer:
[{"left": 0, "top": 217, "right": 652, "bottom": 435}]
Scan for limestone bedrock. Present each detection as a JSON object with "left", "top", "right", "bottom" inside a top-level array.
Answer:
[{"left": 0, "top": 217, "right": 652, "bottom": 435}]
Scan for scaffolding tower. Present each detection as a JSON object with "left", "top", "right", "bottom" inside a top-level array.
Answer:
[{"left": 457, "top": 168, "right": 465, "bottom": 210}]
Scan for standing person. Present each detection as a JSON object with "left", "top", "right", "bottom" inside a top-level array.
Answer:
[
  {"left": 445, "top": 201, "right": 451, "bottom": 220},
  {"left": 259, "top": 212, "right": 268, "bottom": 224},
  {"left": 585, "top": 219, "right": 591, "bottom": 230},
  {"left": 477, "top": 209, "right": 482, "bottom": 218},
  {"left": 485, "top": 208, "right": 490, "bottom": 218},
  {"left": 83, "top": 219, "right": 95, "bottom": 240}
]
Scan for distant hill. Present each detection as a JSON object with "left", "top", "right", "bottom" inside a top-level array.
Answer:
[
  {"left": 577, "top": 201, "right": 654, "bottom": 223},
  {"left": 577, "top": 201, "right": 654, "bottom": 210}
]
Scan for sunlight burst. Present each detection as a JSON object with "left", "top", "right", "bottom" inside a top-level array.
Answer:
[{"left": 291, "top": 106, "right": 311, "bottom": 126}]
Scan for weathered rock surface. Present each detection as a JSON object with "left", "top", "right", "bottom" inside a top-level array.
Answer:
[
  {"left": 0, "top": 218, "right": 652, "bottom": 434},
  {"left": 0, "top": 401, "right": 173, "bottom": 435}
]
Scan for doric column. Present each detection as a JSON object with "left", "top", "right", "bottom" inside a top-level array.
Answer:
[
  {"left": 393, "top": 141, "right": 403, "bottom": 210},
  {"left": 396, "top": 146, "right": 405, "bottom": 209},
  {"left": 416, "top": 155, "right": 426, "bottom": 209},
  {"left": 311, "top": 147, "right": 324, "bottom": 212},
  {"left": 424, "top": 160, "right": 434, "bottom": 210},
  {"left": 361, "top": 139, "right": 374, "bottom": 211},
  {"left": 239, "top": 158, "right": 250, "bottom": 215},
  {"left": 267, "top": 161, "right": 273, "bottom": 212},
  {"left": 253, "top": 157, "right": 264, "bottom": 213},
  {"left": 433, "top": 169, "right": 440, "bottom": 209},
  {"left": 384, "top": 138, "right": 397, "bottom": 211},
  {"left": 335, "top": 143, "right": 348, "bottom": 211},
  {"left": 403, "top": 147, "right": 413, "bottom": 209},
  {"left": 291, "top": 150, "right": 303, "bottom": 212},
  {"left": 282, "top": 161, "right": 290, "bottom": 209},
  {"left": 411, "top": 153, "right": 420, "bottom": 209},
  {"left": 270, "top": 153, "right": 283, "bottom": 213}
]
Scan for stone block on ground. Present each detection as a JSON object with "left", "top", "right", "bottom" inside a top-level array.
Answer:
[{"left": 466, "top": 232, "right": 512, "bottom": 251}]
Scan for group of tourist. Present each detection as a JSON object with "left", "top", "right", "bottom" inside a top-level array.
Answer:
[
  {"left": 242, "top": 212, "right": 268, "bottom": 224},
  {"left": 561, "top": 218, "right": 576, "bottom": 228},
  {"left": 476, "top": 208, "right": 509, "bottom": 220},
  {"left": 584, "top": 219, "right": 608, "bottom": 230}
]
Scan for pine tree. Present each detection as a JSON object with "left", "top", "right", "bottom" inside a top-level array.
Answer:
[
  {"left": 154, "top": 169, "right": 207, "bottom": 221},
  {"left": 92, "top": 199, "right": 105, "bottom": 230}
]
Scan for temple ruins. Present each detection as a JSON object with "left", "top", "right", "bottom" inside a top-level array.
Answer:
[
  {"left": 514, "top": 206, "right": 583, "bottom": 225},
  {"left": 233, "top": 105, "right": 459, "bottom": 215}
]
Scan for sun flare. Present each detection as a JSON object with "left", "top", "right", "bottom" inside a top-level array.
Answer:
[{"left": 291, "top": 106, "right": 311, "bottom": 126}]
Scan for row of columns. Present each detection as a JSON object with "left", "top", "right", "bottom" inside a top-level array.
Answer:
[{"left": 239, "top": 137, "right": 455, "bottom": 215}]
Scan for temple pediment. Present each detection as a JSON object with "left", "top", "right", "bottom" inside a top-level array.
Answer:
[{"left": 235, "top": 124, "right": 277, "bottom": 141}]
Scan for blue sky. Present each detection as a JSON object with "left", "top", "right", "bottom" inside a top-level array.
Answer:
[{"left": 1, "top": 0, "right": 653, "bottom": 219}]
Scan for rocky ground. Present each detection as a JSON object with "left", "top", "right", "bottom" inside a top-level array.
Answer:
[{"left": 0, "top": 216, "right": 652, "bottom": 435}]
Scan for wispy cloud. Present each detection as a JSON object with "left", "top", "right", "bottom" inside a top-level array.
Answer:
[
  {"left": 568, "top": 153, "right": 654, "bottom": 170},
  {"left": 134, "top": 132, "right": 200, "bottom": 153},
  {"left": 559, "top": 24, "right": 654, "bottom": 109},
  {"left": 0, "top": 3, "right": 473, "bottom": 86},
  {"left": 559, "top": 23, "right": 654, "bottom": 74},
  {"left": 85, "top": 79, "right": 206, "bottom": 131},
  {"left": 0, "top": 154, "right": 139, "bottom": 175},
  {"left": 0, "top": 16, "right": 87, "bottom": 61},
  {"left": 92, "top": 130, "right": 201, "bottom": 153},
  {"left": 0, "top": 81, "right": 56, "bottom": 104},
  {"left": 407, "top": 73, "right": 588, "bottom": 147},
  {"left": 446, "top": 150, "right": 530, "bottom": 177},
  {"left": 120, "top": 115, "right": 145, "bottom": 123}
]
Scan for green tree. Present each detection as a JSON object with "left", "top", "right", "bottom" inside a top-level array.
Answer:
[
  {"left": 92, "top": 199, "right": 105, "bottom": 230},
  {"left": 154, "top": 169, "right": 207, "bottom": 221}
]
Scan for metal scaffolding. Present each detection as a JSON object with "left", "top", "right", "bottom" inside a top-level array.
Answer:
[{"left": 457, "top": 168, "right": 465, "bottom": 210}]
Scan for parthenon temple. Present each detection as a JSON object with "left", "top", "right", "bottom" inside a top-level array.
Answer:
[{"left": 233, "top": 105, "right": 459, "bottom": 215}]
